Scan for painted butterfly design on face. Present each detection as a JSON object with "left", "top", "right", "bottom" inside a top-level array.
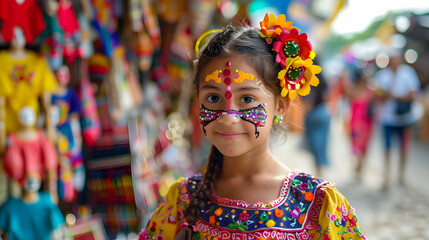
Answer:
[{"left": 199, "top": 104, "right": 267, "bottom": 138}]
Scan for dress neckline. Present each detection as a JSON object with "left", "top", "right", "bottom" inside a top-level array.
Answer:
[{"left": 210, "top": 169, "right": 301, "bottom": 209}]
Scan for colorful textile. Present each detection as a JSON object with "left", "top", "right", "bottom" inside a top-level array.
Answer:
[
  {"left": 2, "top": 130, "right": 57, "bottom": 185},
  {"left": 0, "top": 192, "right": 65, "bottom": 240},
  {"left": 0, "top": 51, "right": 57, "bottom": 133},
  {"left": 0, "top": 0, "right": 45, "bottom": 43},
  {"left": 139, "top": 171, "right": 365, "bottom": 239},
  {"left": 52, "top": 89, "right": 83, "bottom": 200}
]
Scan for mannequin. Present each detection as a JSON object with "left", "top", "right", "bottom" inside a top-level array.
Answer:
[
  {"left": 52, "top": 65, "right": 84, "bottom": 201},
  {"left": 0, "top": 26, "right": 57, "bottom": 152},
  {"left": 2, "top": 107, "right": 58, "bottom": 200},
  {"left": 0, "top": 172, "right": 65, "bottom": 240}
]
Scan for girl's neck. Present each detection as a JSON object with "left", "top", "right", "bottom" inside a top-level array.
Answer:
[{"left": 220, "top": 146, "right": 284, "bottom": 179}]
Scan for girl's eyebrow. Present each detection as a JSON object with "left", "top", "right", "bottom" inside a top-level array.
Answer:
[
  {"left": 235, "top": 86, "right": 263, "bottom": 92},
  {"left": 200, "top": 85, "right": 220, "bottom": 91}
]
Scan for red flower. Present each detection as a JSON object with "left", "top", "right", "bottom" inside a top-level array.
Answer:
[
  {"left": 349, "top": 216, "right": 357, "bottom": 227},
  {"left": 238, "top": 212, "right": 250, "bottom": 222},
  {"left": 272, "top": 28, "right": 313, "bottom": 68},
  {"left": 323, "top": 233, "right": 330, "bottom": 240}
]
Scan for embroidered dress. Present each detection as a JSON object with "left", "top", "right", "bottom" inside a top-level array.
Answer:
[{"left": 139, "top": 170, "right": 365, "bottom": 240}]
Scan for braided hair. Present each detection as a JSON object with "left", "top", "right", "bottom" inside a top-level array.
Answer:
[{"left": 175, "top": 25, "right": 285, "bottom": 239}]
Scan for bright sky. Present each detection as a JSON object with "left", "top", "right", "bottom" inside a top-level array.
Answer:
[{"left": 331, "top": 0, "right": 429, "bottom": 35}]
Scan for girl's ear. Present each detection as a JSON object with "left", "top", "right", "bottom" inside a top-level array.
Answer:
[{"left": 276, "top": 97, "right": 289, "bottom": 117}]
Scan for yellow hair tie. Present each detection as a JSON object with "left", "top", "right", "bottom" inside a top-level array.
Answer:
[{"left": 194, "top": 29, "right": 223, "bottom": 54}]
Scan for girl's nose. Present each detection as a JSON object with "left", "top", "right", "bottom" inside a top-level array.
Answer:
[{"left": 217, "top": 111, "right": 240, "bottom": 125}]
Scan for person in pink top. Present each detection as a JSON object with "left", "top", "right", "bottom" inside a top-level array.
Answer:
[{"left": 343, "top": 65, "right": 375, "bottom": 180}]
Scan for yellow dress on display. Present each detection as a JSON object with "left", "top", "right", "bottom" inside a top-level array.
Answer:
[{"left": 0, "top": 51, "right": 57, "bottom": 133}]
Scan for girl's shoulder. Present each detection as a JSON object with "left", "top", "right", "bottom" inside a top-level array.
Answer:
[{"left": 187, "top": 173, "right": 204, "bottom": 198}]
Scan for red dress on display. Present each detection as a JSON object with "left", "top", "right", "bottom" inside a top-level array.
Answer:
[{"left": 0, "top": 0, "right": 46, "bottom": 43}]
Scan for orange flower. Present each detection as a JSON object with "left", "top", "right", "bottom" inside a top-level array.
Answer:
[
  {"left": 214, "top": 207, "right": 223, "bottom": 216},
  {"left": 231, "top": 209, "right": 236, "bottom": 214},
  {"left": 274, "top": 208, "right": 284, "bottom": 218},
  {"left": 304, "top": 191, "right": 314, "bottom": 202},
  {"left": 209, "top": 215, "right": 216, "bottom": 224},
  {"left": 259, "top": 13, "right": 295, "bottom": 39},
  {"left": 298, "top": 213, "right": 306, "bottom": 225}
]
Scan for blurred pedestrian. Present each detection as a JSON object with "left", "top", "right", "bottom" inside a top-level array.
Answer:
[
  {"left": 343, "top": 65, "right": 375, "bottom": 180},
  {"left": 303, "top": 70, "right": 331, "bottom": 178},
  {"left": 375, "top": 51, "right": 421, "bottom": 187}
]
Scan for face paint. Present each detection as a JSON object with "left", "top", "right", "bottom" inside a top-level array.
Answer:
[
  {"left": 255, "top": 79, "right": 272, "bottom": 98},
  {"left": 204, "top": 61, "right": 256, "bottom": 109},
  {"left": 199, "top": 103, "right": 267, "bottom": 138}
]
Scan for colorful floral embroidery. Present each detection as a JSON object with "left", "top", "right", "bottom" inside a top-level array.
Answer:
[
  {"left": 140, "top": 172, "right": 366, "bottom": 240},
  {"left": 326, "top": 203, "right": 365, "bottom": 239}
]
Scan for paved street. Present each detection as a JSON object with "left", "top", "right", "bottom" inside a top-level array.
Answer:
[{"left": 272, "top": 116, "right": 429, "bottom": 240}]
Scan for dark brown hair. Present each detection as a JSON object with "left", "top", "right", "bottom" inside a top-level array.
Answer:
[{"left": 176, "top": 25, "right": 286, "bottom": 239}]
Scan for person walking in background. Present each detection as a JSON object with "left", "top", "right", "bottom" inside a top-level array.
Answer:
[
  {"left": 343, "top": 65, "right": 375, "bottom": 180},
  {"left": 303, "top": 69, "right": 331, "bottom": 178},
  {"left": 375, "top": 50, "right": 421, "bottom": 188}
]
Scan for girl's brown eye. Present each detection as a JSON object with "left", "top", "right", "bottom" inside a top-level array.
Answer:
[
  {"left": 241, "top": 96, "right": 254, "bottom": 104},
  {"left": 207, "top": 95, "right": 221, "bottom": 103}
]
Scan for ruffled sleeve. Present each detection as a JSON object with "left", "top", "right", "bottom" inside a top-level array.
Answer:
[
  {"left": 3, "top": 135, "right": 25, "bottom": 184},
  {"left": 310, "top": 185, "right": 366, "bottom": 239},
  {"left": 139, "top": 177, "right": 190, "bottom": 240}
]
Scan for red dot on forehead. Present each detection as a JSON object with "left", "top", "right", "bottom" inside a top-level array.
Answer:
[
  {"left": 223, "top": 69, "right": 231, "bottom": 76},
  {"left": 224, "top": 77, "right": 232, "bottom": 85},
  {"left": 225, "top": 91, "right": 232, "bottom": 99},
  {"left": 225, "top": 61, "right": 231, "bottom": 67}
]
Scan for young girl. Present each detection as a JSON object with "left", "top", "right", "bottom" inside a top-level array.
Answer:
[{"left": 139, "top": 13, "right": 365, "bottom": 240}]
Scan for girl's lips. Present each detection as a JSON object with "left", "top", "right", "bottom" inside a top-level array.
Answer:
[{"left": 216, "top": 132, "right": 245, "bottom": 140}]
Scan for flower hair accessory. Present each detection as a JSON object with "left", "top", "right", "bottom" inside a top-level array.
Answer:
[{"left": 260, "top": 13, "right": 322, "bottom": 100}]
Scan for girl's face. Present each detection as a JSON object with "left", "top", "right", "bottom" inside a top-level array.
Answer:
[{"left": 198, "top": 56, "right": 284, "bottom": 157}]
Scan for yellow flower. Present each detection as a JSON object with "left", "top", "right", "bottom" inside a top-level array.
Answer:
[
  {"left": 266, "top": 219, "right": 276, "bottom": 227},
  {"left": 278, "top": 57, "right": 321, "bottom": 100}
]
